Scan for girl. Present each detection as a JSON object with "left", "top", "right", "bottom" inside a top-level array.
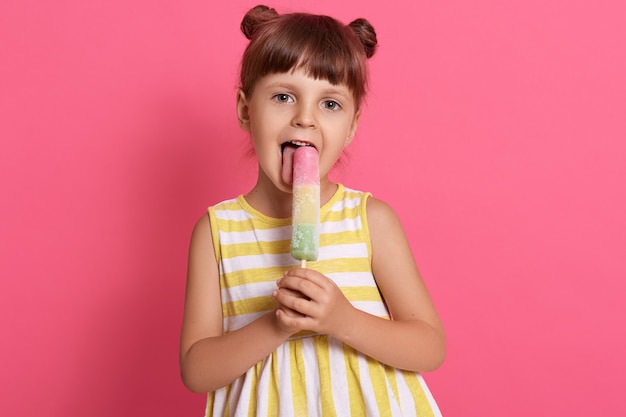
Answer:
[{"left": 180, "top": 5, "right": 445, "bottom": 416}]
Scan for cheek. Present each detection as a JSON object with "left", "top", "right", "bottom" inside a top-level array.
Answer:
[{"left": 321, "top": 145, "right": 347, "bottom": 172}]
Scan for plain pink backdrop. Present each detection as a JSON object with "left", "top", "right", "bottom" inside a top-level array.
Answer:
[{"left": 1, "top": 0, "right": 625, "bottom": 415}]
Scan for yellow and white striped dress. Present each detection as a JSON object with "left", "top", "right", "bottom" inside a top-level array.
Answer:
[{"left": 206, "top": 184, "right": 441, "bottom": 417}]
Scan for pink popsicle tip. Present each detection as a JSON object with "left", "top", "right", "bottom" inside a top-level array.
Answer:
[
  {"left": 293, "top": 146, "right": 319, "bottom": 186},
  {"left": 295, "top": 145, "right": 317, "bottom": 157}
]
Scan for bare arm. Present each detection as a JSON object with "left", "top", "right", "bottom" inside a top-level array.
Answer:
[
  {"left": 274, "top": 197, "right": 445, "bottom": 372},
  {"left": 343, "top": 196, "right": 445, "bottom": 371},
  {"left": 179, "top": 214, "right": 293, "bottom": 393}
]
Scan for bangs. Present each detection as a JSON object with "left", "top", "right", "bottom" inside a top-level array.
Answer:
[{"left": 240, "top": 14, "right": 367, "bottom": 103}]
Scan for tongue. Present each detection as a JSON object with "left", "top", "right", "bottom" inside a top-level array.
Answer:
[{"left": 282, "top": 145, "right": 296, "bottom": 185}]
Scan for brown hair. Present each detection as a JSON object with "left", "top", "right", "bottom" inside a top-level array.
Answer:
[{"left": 239, "top": 5, "right": 378, "bottom": 107}]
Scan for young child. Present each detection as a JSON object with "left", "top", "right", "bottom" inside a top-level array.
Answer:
[{"left": 180, "top": 5, "right": 445, "bottom": 416}]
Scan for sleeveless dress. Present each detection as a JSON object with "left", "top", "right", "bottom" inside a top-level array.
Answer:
[{"left": 205, "top": 184, "right": 442, "bottom": 417}]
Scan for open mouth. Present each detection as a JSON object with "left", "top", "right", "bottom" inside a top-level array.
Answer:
[
  {"left": 281, "top": 140, "right": 315, "bottom": 154},
  {"left": 281, "top": 141, "right": 316, "bottom": 185}
]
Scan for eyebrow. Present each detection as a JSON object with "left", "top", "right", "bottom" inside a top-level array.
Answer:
[
  {"left": 320, "top": 87, "right": 352, "bottom": 99},
  {"left": 265, "top": 82, "right": 352, "bottom": 99}
]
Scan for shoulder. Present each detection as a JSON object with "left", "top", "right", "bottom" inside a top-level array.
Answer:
[
  {"left": 192, "top": 211, "right": 212, "bottom": 236},
  {"left": 365, "top": 196, "right": 403, "bottom": 229},
  {"left": 209, "top": 196, "right": 241, "bottom": 213},
  {"left": 189, "top": 211, "right": 215, "bottom": 257},
  {"left": 364, "top": 196, "right": 411, "bottom": 254},
  {"left": 337, "top": 186, "right": 403, "bottom": 235}
]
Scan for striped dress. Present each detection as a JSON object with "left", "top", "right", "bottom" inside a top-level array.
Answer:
[{"left": 205, "top": 184, "right": 441, "bottom": 417}]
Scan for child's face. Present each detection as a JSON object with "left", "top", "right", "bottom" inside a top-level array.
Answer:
[{"left": 237, "top": 68, "right": 360, "bottom": 193}]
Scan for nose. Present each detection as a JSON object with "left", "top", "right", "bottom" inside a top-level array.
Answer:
[{"left": 291, "top": 102, "right": 317, "bottom": 128}]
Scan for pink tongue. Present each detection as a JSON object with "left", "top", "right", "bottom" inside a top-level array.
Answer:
[{"left": 282, "top": 145, "right": 296, "bottom": 185}]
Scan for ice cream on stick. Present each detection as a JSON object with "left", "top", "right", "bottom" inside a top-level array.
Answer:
[{"left": 290, "top": 146, "right": 320, "bottom": 267}]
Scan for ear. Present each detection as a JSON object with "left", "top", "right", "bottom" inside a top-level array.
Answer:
[
  {"left": 345, "top": 109, "right": 362, "bottom": 146},
  {"left": 236, "top": 89, "right": 251, "bottom": 131}
]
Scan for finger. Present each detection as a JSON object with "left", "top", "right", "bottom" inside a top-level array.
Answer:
[
  {"left": 277, "top": 276, "right": 322, "bottom": 300},
  {"left": 276, "top": 287, "right": 308, "bottom": 300},
  {"left": 274, "top": 309, "right": 300, "bottom": 334},
  {"left": 274, "top": 288, "right": 315, "bottom": 316},
  {"left": 276, "top": 304, "right": 303, "bottom": 318},
  {"left": 276, "top": 308, "right": 314, "bottom": 331},
  {"left": 283, "top": 268, "right": 336, "bottom": 291}
]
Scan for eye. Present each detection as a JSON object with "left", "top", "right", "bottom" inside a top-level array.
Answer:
[
  {"left": 322, "top": 100, "right": 341, "bottom": 111},
  {"left": 273, "top": 93, "right": 294, "bottom": 103}
]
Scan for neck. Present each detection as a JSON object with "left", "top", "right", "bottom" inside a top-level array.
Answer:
[
  {"left": 244, "top": 171, "right": 337, "bottom": 219},
  {"left": 245, "top": 184, "right": 292, "bottom": 218}
]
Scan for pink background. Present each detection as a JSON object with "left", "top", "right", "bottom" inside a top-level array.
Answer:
[{"left": 2, "top": 0, "right": 625, "bottom": 415}]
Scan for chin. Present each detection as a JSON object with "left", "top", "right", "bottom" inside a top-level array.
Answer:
[{"left": 276, "top": 182, "right": 294, "bottom": 194}]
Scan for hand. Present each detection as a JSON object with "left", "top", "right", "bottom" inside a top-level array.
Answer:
[
  {"left": 272, "top": 286, "right": 308, "bottom": 334},
  {"left": 272, "top": 268, "right": 354, "bottom": 337}
]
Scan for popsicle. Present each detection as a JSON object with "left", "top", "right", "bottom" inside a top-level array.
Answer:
[{"left": 291, "top": 146, "right": 320, "bottom": 267}]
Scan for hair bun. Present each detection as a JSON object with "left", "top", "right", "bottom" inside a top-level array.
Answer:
[
  {"left": 348, "top": 18, "right": 378, "bottom": 58},
  {"left": 241, "top": 5, "right": 279, "bottom": 39}
]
